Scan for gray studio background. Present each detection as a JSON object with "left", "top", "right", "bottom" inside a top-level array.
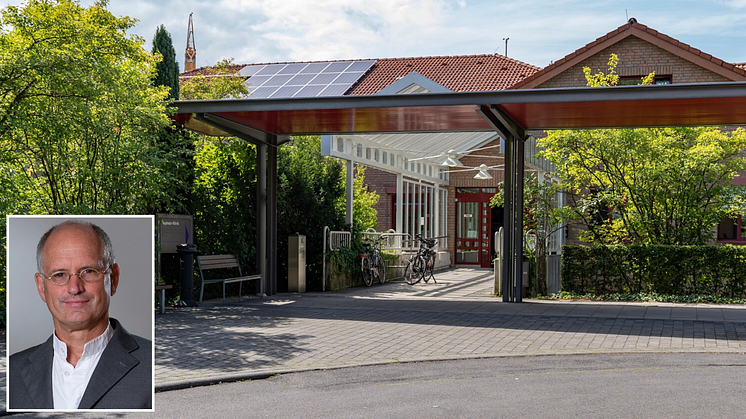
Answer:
[{"left": 7, "top": 216, "right": 154, "bottom": 355}]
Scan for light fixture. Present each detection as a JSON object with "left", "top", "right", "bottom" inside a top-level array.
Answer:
[
  {"left": 440, "top": 149, "right": 463, "bottom": 167},
  {"left": 473, "top": 164, "right": 493, "bottom": 180}
]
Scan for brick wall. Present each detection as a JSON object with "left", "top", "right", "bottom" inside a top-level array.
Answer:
[
  {"left": 538, "top": 36, "right": 731, "bottom": 88},
  {"left": 362, "top": 167, "right": 397, "bottom": 230},
  {"left": 449, "top": 139, "right": 505, "bottom": 188}
]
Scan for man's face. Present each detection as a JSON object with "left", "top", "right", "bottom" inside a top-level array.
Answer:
[{"left": 34, "top": 225, "right": 119, "bottom": 335}]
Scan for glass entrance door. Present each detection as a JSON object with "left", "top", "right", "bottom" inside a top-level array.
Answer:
[
  {"left": 456, "top": 201, "right": 480, "bottom": 264},
  {"left": 456, "top": 201, "right": 494, "bottom": 267},
  {"left": 456, "top": 188, "right": 500, "bottom": 268}
]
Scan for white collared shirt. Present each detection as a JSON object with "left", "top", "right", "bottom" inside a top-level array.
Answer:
[{"left": 52, "top": 323, "right": 114, "bottom": 409}]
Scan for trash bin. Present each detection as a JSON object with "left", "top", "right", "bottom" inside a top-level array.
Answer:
[
  {"left": 288, "top": 234, "right": 306, "bottom": 292},
  {"left": 176, "top": 243, "right": 198, "bottom": 306}
]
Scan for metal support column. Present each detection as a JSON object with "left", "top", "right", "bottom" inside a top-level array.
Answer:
[
  {"left": 477, "top": 105, "right": 527, "bottom": 303},
  {"left": 396, "top": 174, "right": 404, "bottom": 233},
  {"left": 257, "top": 144, "right": 267, "bottom": 296},
  {"left": 502, "top": 135, "right": 514, "bottom": 302},
  {"left": 512, "top": 137, "right": 525, "bottom": 303},
  {"left": 267, "top": 137, "right": 278, "bottom": 296},
  {"left": 346, "top": 160, "right": 354, "bottom": 227}
]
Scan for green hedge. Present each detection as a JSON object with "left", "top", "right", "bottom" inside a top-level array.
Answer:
[{"left": 561, "top": 245, "right": 746, "bottom": 298}]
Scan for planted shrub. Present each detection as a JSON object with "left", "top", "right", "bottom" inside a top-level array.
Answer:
[{"left": 561, "top": 245, "right": 746, "bottom": 298}]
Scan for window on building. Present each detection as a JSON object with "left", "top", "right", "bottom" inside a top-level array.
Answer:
[
  {"left": 618, "top": 75, "right": 672, "bottom": 85},
  {"left": 718, "top": 215, "right": 746, "bottom": 242},
  {"left": 399, "top": 180, "right": 447, "bottom": 249}
]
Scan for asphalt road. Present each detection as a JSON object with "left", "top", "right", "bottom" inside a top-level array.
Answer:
[{"left": 8, "top": 352, "right": 744, "bottom": 418}]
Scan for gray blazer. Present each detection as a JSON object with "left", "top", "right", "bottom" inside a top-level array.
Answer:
[{"left": 8, "top": 318, "right": 152, "bottom": 410}]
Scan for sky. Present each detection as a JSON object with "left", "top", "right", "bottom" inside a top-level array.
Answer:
[{"left": 6, "top": 0, "right": 746, "bottom": 71}]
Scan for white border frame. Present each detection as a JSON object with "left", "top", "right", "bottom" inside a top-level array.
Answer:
[{"left": 6, "top": 215, "right": 155, "bottom": 413}]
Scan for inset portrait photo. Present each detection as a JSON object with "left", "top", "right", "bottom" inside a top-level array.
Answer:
[{"left": 6, "top": 215, "right": 154, "bottom": 412}]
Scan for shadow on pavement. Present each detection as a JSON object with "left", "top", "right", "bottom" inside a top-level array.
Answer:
[
  {"left": 218, "top": 290, "right": 746, "bottom": 344},
  {"left": 156, "top": 306, "right": 312, "bottom": 374}
]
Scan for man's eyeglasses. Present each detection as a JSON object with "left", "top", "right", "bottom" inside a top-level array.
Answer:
[{"left": 43, "top": 268, "right": 110, "bottom": 286}]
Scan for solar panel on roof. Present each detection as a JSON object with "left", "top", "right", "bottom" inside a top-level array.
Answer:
[
  {"left": 320, "top": 84, "right": 349, "bottom": 96},
  {"left": 288, "top": 74, "right": 315, "bottom": 85},
  {"left": 309, "top": 73, "right": 337, "bottom": 85},
  {"left": 334, "top": 72, "right": 364, "bottom": 84},
  {"left": 278, "top": 63, "right": 308, "bottom": 74},
  {"left": 348, "top": 61, "right": 374, "bottom": 72},
  {"left": 263, "top": 74, "right": 293, "bottom": 87},
  {"left": 300, "top": 62, "right": 329, "bottom": 74},
  {"left": 323, "top": 62, "right": 351, "bottom": 73},
  {"left": 256, "top": 64, "right": 285, "bottom": 76},
  {"left": 239, "top": 60, "right": 375, "bottom": 99},
  {"left": 271, "top": 86, "right": 303, "bottom": 98},
  {"left": 296, "top": 85, "right": 325, "bottom": 96},
  {"left": 239, "top": 66, "right": 262, "bottom": 77},
  {"left": 250, "top": 86, "right": 280, "bottom": 98}
]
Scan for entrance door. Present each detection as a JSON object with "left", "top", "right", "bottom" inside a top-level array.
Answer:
[{"left": 456, "top": 188, "right": 499, "bottom": 268}]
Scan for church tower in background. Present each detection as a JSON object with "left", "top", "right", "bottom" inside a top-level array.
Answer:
[{"left": 185, "top": 13, "right": 196, "bottom": 72}]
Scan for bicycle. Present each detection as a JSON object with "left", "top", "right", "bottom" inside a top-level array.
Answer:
[
  {"left": 360, "top": 236, "right": 387, "bottom": 286},
  {"left": 403, "top": 234, "right": 437, "bottom": 285}
]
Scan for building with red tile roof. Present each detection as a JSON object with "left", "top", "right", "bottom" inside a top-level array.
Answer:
[
  {"left": 346, "top": 54, "right": 539, "bottom": 95},
  {"left": 511, "top": 18, "right": 746, "bottom": 90},
  {"left": 180, "top": 18, "right": 746, "bottom": 275}
]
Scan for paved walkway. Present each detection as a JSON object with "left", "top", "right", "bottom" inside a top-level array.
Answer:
[
  {"left": 1, "top": 267, "right": 744, "bottom": 411},
  {"left": 155, "top": 268, "right": 746, "bottom": 391}
]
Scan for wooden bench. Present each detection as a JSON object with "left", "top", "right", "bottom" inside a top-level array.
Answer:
[{"left": 197, "top": 254, "right": 263, "bottom": 303}]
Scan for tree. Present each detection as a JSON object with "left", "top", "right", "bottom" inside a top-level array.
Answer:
[
  {"left": 152, "top": 25, "right": 180, "bottom": 100},
  {"left": 540, "top": 127, "right": 746, "bottom": 245},
  {"left": 0, "top": 0, "right": 179, "bottom": 214},
  {"left": 349, "top": 165, "right": 380, "bottom": 232},
  {"left": 491, "top": 175, "right": 573, "bottom": 296},
  {"left": 180, "top": 58, "right": 248, "bottom": 100},
  {"left": 277, "top": 136, "right": 348, "bottom": 291},
  {"left": 184, "top": 58, "right": 255, "bottom": 295},
  {"left": 151, "top": 24, "right": 194, "bottom": 215},
  {"left": 537, "top": 54, "right": 746, "bottom": 245}
]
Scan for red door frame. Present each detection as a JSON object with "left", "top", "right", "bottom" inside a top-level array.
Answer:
[{"left": 455, "top": 188, "right": 497, "bottom": 268}]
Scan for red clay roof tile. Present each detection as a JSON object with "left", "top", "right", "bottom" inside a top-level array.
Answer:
[
  {"left": 180, "top": 55, "right": 539, "bottom": 95},
  {"left": 347, "top": 55, "right": 539, "bottom": 95}
]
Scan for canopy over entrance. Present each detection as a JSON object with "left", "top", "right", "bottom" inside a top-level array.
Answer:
[
  {"left": 174, "top": 81, "right": 746, "bottom": 301},
  {"left": 177, "top": 82, "right": 746, "bottom": 136}
]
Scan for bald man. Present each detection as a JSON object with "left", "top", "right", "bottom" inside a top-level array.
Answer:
[{"left": 9, "top": 220, "right": 152, "bottom": 410}]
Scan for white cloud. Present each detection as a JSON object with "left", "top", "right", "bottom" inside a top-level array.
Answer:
[
  {"left": 3, "top": 0, "right": 745, "bottom": 69},
  {"left": 225, "top": 0, "right": 450, "bottom": 61}
]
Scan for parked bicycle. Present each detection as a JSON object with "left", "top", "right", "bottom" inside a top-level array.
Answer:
[
  {"left": 403, "top": 234, "right": 437, "bottom": 285},
  {"left": 360, "top": 236, "right": 387, "bottom": 286}
]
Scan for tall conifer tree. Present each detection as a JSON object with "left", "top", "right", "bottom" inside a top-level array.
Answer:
[{"left": 152, "top": 25, "right": 180, "bottom": 100}]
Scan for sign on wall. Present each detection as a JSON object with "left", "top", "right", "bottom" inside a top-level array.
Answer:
[{"left": 157, "top": 214, "right": 193, "bottom": 254}]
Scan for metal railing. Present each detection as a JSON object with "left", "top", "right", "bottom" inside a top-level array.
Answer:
[
  {"left": 361, "top": 229, "right": 411, "bottom": 252},
  {"left": 322, "top": 227, "right": 352, "bottom": 291}
]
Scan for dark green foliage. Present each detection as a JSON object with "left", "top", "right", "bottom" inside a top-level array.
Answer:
[
  {"left": 189, "top": 139, "right": 257, "bottom": 300},
  {"left": 277, "top": 136, "right": 346, "bottom": 291},
  {"left": 548, "top": 291, "right": 746, "bottom": 305},
  {"left": 152, "top": 24, "right": 179, "bottom": 100},
  {"left": 193, "top": 140, "right": 257, "bottom": 263},
  {"left": 561, "top": 245, "right": 746, "bottom": 297},
  {"left": 325, "top": 232, "right": 366, "bottom": 288}
]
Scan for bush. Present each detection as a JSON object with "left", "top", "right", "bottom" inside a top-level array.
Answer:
[{"left": 561, "top": 244, "right": 746, "bottom": 298}]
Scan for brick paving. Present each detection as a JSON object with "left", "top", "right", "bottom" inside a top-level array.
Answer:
[
  {"left": 1, "top": 267, "right": 744, "bottom": 410},
  {"left": 153, "top": 268, "right": 746, "bottom": 391}
]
